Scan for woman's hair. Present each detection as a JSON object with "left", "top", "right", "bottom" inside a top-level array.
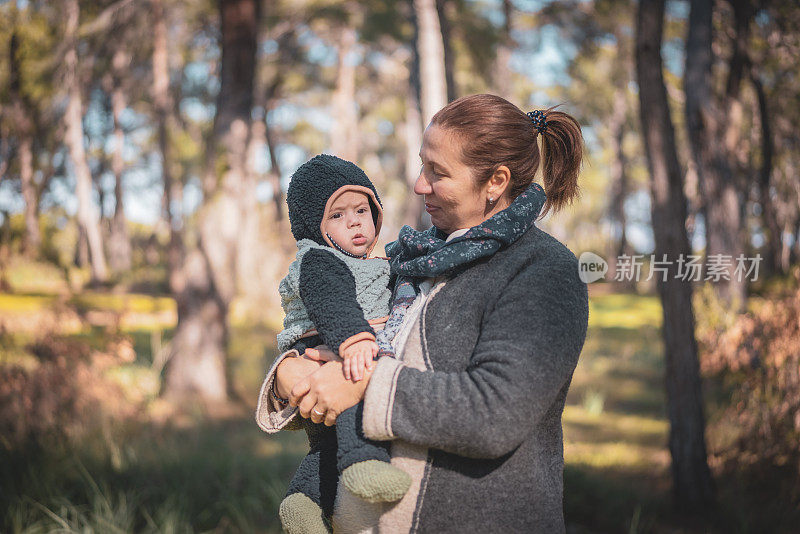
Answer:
[{"left": 430, "top": 94, "right": 584, "bottom": 217}]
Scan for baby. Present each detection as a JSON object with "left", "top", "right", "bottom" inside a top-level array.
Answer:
[{"left": 260, "top": 154, "right": 410, "bottom": 534}]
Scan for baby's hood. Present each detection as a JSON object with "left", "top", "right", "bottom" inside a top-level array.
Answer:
[{"left": 286, "top": 154, "right": 383, "bottom": 255}]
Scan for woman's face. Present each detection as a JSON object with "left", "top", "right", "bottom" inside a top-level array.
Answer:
[{"left": 415, "top": 124, "right": 493, "bottom": 234}]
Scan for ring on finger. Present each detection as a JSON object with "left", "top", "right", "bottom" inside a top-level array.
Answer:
[{"left": 312, "top": 408, "right": 325, "bottom": 416}]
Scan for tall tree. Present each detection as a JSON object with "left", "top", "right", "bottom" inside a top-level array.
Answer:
[
  {"left": 636, "top": 0, "right": 715, "bottom": 512},
  {"left": 8, "top": 25, "right": 39, "bottom": 257},
  {"left": 163, "top": 0, "right": 260, "bottom": 402},
  {"left": 331, "top": 23, "right": 359, "bottom": 161},
  {"left": 435, "top": 0, "right": 457, "bottom": 102},
  {"left": 106, "top": 42, "right": 132, "bottom": 273},
  {"left": 151, "top": 0, "right": 184, "bottom": 293},
  {"left": 607, "top": 84, "right": 634, "bottom": 288},
  {"left": 414, "top": 0, "right": 448, "bottom": 124},
  {"left": 401, "top": 2, "right": 427, "bottom": 230},
  {"left": 750, "top": 66, "right": 781, "bottom": 276},
  {"left": 493, "top": 0, "right": 514, "bottom": 99},
  {"left": 63, "top": 0, "right": 108, "bottom": 284},
  {"left": 684, "top": 0, "right": 746, "bottom": 308}
]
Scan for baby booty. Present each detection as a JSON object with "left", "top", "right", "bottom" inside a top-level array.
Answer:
[
  {"left": 279, "top": 493, "right": 331, "bottom": 534},
  {"left": 341, "top": 460, "right": 412, "bottom": 503}
]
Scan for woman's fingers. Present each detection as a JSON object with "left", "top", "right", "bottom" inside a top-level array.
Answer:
[
  {"left": 304, "top": 347, "right": 323, "bottom": 361},
  {"left": 297, "top": 390, "right": 319, "bottom": 419},
  {"left": 352, "top": 353, "right": 363, "bottom": 382},
  {"left": 289, "top": 377, "right": 311, "bottom": 407},
  {"left": 324, "top": 409, "right": 338, "bottom": 426},
  {"left": 309, "top": 404, "right": 326, "bottom": 424},
  {"left": 304, "top": 345, "right": 340, "bottom": 362}
]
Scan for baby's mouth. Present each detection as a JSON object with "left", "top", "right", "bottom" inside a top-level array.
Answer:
[{"left": 352, "top": 234, "right": 367, "bottom": 246}]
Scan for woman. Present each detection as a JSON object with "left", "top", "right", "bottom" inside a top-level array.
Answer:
[{"left": 257, "top": 94, "right": 589, "bottom": 533}]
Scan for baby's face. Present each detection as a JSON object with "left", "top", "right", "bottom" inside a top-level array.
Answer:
[{"left": 325, "top": 191, "right": 376, "bottom": 256}]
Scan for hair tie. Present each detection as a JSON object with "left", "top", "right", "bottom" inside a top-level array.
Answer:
[{"left": 527, "top": 110, "right": 548, "bottom": 135}]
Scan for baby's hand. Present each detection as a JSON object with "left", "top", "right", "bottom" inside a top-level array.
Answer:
[{"left": 342, "top": 339, "right": 379, "bottom": 382}]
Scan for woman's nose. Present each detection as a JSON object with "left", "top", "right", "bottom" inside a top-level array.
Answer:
[{"left": 414, "top": 171, "right": 432, "bottom": 196}]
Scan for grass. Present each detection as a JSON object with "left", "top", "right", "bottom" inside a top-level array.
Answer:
[
  {"left": 564, "top": 292, "right": 671, "bottom": 532},
  {"left": 1, "top": 418, "right": 307, "bottom": 533},
  {"left": 1, "top": 274, "right": 797, "bottom": 533}
]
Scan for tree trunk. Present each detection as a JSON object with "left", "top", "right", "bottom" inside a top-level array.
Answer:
[
  {"left": 19, "top": 137, "right": 39, "bottom": 258},
  {"left": 607, "top": 86, "right": 634, "bottom": 291},
  {"left": 263, "top": 99, "right": 284, "bottom": 220},
  {"left": 331, "top": 25, "right": 359, "bottom": 162},
  {"left": 63, "top": 0, "right": 108, "bottom": 283},
  {"left": 493, "top": 0, "right": 514, "bottom": 100},
  {"left": 435, "top": 0, "right": 456, "bottom": 102},
  {"left": 414, "top": 0, "right": 448, "bottom": 124},
  {"left": 108, "top": 46, "right": 132, "bottom": 273},
  {"left": 636, "top": 0, "right": 715, "bottom": 513},
  {"left": 163, "top": 0, "right": 259, "bottom": 402},
  {"left": 750, "top": 67, "right": 781, "bottom": 277},
  {"left": 152, "top": 0, "right": 184, "bottom": 295},
  {"left": 403, "top": 6, "right": 428, "bottom": 230},
  {"left": 9, "top": 30, "right": 40, "bottom": 258},
  {"left": 403, "top": 75, "right": 425, "bottom": 230},
  {"left": 684, "top": 0, "right": 745, "bottom": 309}
]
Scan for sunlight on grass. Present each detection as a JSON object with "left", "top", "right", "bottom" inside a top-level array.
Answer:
[
  {"left": 70, "top": 292, "right": 175, "bottom": 314},
  {"left": 588, "top": 294, "right": 662, "bottom": 329},
  {"left": 3, "top": 258, "right": 69, "bottom": 295},
  {"left": 565, "top": 440, "right": 670, "bottom": 470},
  {"left": 563, "top": 405, "right": 668, "bottom": 444},
  {"left": 0, "top": 294, "right": 58, "bottom": 312},
  {"left": 104, "top": 366, "right": 161, "bottom": 402}
]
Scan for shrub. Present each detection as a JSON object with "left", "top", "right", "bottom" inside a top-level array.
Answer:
[{"left": 698, "top": 280, "right": 800, "bottom": 467}]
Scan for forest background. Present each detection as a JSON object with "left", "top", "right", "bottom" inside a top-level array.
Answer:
[{"left": 1, "top": 0, "right": 799, "bottom": 532}]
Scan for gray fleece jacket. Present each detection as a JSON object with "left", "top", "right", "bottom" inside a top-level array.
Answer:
[
  {"left": 259, "top": 224, "right": 589, "bottom": 533},
  {"left": 276, "top": 238, "right": 392, "bottom": 353}
]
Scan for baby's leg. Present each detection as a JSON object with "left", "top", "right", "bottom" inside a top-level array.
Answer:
[
  {"left": 336, "top": 401, "right": 411, "bottom": 503},
  {"left": 280, "top": 421, "right": 337, "bottom": 534}
]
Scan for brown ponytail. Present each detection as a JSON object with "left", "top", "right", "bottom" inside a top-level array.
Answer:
[
  {"left": 537, "top": 107, "right": 584, "bottom": 217},
  {"left": 430, "top": 94, "right": 584, "bottom": 218}
]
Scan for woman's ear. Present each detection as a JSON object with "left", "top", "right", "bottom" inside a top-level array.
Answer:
[{"left": 487, "top": 165, "right": 511, "bottom": 201}]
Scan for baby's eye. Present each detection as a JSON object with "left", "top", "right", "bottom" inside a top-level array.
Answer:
[
  {"left": 330, "top": 213, "right": 342, "bottom": 219},
  {"left": 357, "top": 207, "right": 368, "bottom": 214}
]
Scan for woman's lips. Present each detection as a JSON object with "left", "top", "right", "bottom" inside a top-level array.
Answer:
[{"left": 425, "top": 203, "right": 439, "bottom": 213}]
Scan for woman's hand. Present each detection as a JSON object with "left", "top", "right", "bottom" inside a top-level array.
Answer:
[
  {"left": 290, "top": 360, "right": 372, "bottom": 426},
  {"left": 274, "top": 355, "right": 324, "bottom": 399},
  {"left": 303, "top": 345, "right": 342, "bottom": 363}
]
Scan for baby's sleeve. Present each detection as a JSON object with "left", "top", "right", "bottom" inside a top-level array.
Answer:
[{"left": 299, "top": 248, "right": 375, "bottom": 355}]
